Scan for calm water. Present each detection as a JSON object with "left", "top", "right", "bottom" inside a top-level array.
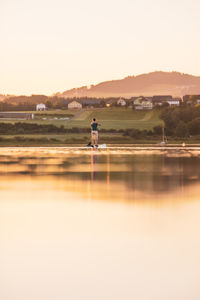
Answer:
[{"left": 1, "top": 147, "right": 200, "bottom": 300}]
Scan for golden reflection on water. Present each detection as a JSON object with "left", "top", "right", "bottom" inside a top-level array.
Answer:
[{"left": 1, "top": 148, "right": 200, "bottom": 300}]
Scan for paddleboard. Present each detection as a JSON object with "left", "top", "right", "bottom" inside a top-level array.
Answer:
[{"left": 87, "top": 144, "right": 107, "bottom": 148}]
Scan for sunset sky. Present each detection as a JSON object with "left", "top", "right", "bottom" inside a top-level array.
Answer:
[{"left": 1, "top": 0, "right": 200, "bottom": 95}]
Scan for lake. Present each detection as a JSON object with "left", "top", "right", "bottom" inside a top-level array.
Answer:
[{"left": 0, "top": 147, "right": 200, "bottom": 300}]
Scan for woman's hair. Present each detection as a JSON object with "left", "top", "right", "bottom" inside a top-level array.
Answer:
[{"left": 93, "top": 118, "right": 96, "bottom": 121}]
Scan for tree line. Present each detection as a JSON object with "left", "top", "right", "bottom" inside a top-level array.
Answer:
[{"left": 160, "top": 105, "right": 200, "bottom": 137}]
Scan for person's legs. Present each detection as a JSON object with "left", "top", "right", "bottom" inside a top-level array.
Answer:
[
  {"left": 95, "top": 131, "right": 98, "bottom": 146},
  {"left": 91, "top": 132, "right": 96, "bottom": 146}
]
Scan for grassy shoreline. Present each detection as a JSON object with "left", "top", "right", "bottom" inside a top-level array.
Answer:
[{"left": 0, "top": 133, "right": 199, "bottom": 147}]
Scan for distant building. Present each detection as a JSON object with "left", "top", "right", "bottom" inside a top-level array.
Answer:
[
  {"left": 105, "top": 99, "right": 116, "bottom": 107},
  {"left": 64, "top": 99, "right": 101, "bottom": 108},
  {"left": 167, "top": 98, "right": 181, "bottom": 106},
  {"left": 117, "top": 98, "right": 126, "bottom": 106},
  {"left": 68, "top": 100, "right": 82, "bottom": 109},
  {"left": 183, "top": 95, "right": 200, "bottom": 105},
  {"left": 141, "top": 100, "right": 153, "bottom": 109},
  {"left": 0, "top": 112, "right": 34, "bottom": 119},
  {"left": 152, "top": 95, "right": 180, "bottom": 106},
  {"left": 152, "top": 95, "right": 173, "bottom": 106},
  {"left": 133, "top": 97, "right": 144, "bottom": 106},
  {"left": 80, "top": 99, "right": 101, "bottom": 107},
  {"left": 36, "top": 103, "right": 46, "bottom": 111},
  {"left": 133, "top": 97, "right": 153, "bottom": 110}
]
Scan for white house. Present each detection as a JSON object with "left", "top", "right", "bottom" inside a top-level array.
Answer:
[
  {"left": 167, "top": 98, "right": 180, "bottom": 106},
  {"left": 36, "top": 103, "right": 46, "bottom": 111},
  {"left": 141, "top": 100, "right": 153, "bottom": 109},
  {"left": 68, "top": 100, "right": 82, "bottom": 109},
  {"left": 117, "top": 98, "right": 126, "bottom": 106},
  {"left": 134, "top": 97, "right": 153, "bottom": 110}
]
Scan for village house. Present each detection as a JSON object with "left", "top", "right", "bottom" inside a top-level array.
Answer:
[
  {"left": 133, "top": 97, "right": 153, "bottom": 110},
  {"left": 105, "top": 99, "right": 116, "bottom": 107},
  {"left": 167, "top": 98, "right": 181, "bottom": 106},
  {"left": 152, "top": 96, "right": 181, "bottom": 106},
  {"left": 117, "top": 98, "right": 126, "bottom": 106},
  {"left": 36, "top": 103, "right": 46, "bottom": 111},
  {"left": 68, "top": 100, "right": 82, "bottom": 109},
  {"left": 63, "top": 99, "right": 101, "bottom": 108},
  {"left": 141, "top": 100, "right": 153, "bottom": 109},
  {"left": 152, "top": 95, "right": 173, "bottom": 106},
  {"left": 133, "top": 97, "right": 144, "bottom": 107},
  {"left": 80, "top": 99, "right": 101, "bottom": 107},
  {"left": 183, "top": 95, "right": 200, "bottom": 105}
]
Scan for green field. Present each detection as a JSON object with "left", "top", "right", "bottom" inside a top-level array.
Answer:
[
  {"left": 0, "top": 108, "right": 200, "bottom": 145},
  {"left": 0, "top": 108, "right": 163, "bottom": 130},
  {"left": 0, "top": 108, "right": 166, "bottom": 145},
  {"left": 68, "top": 108, "right": 163, "bottom": 130}
]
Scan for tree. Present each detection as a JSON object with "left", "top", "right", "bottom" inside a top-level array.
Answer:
[
  {"left": 160, "top": 108, "right": 177, "bottom": 135},
  {"left": 188, "top": 118, "right": 200, "bottom": 135},
  {"left": 45, "top": 100, "right": 53, "bottom": 109},
  {"left": 175, "top": 121, "right": 188, "bottom": 138},
  {"left": 153, "top": 125, "right": 163, "bottom": 135},
  {"left": 161, "top": 102, "right": 169, "bottom": 108}
]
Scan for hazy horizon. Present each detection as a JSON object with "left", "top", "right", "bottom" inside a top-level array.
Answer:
[{"left": 1, "top": 0, "right": 200, "bottom": 95}]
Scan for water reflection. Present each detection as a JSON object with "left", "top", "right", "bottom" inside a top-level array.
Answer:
[
  {"left": 1, "top": 148, "right": 200, "bottom": 300},
  {"left": 0, "top": 148, "right": 200, "bottom": 202}
]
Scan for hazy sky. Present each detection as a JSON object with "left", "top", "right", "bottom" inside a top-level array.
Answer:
[{"left": 1, "top": 0, "right": 200, "bottom": 95}]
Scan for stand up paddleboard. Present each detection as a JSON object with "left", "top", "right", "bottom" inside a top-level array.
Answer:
[{"left": 87, "top": 142, "right": 107, "bottom": 148}]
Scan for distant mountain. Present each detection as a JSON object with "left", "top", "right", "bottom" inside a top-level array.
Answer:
[{"left": 57, "top": 71, "right": 200, "bottom": 98}]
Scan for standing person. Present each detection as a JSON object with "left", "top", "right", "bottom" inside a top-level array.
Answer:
[{"left": 91, "top": 118, "right": 101, "bottom": 147}]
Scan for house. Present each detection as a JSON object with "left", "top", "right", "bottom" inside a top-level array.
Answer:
[
  {"left": 80, "top": 99, "right": 101, "bottom": 107},
  {"left": 133, "top": 97, "right": 144, "bottom": 106},
  {"left": 141, "top": 100, "right": 153, "bottom": 109},
  {"left": 152, "top": 95, "right": 173, "bottom": 106},
  {"left": 63, "top": 98, "right": 101, "bottom": 108},
  {"left": 117, "top": 98, "right": 126, "bottom": 106},
  {"left": 0, "top": 112, "right": 34, "bottom": 119},
  {"left": 167, "top": 98, "right": 181, "bottom": 106},
  {"left": 133, "top": 97, "right": 153, "bottom": 110},
  {"left": 36, "top": 103, "right": 46, "bottom": 111},
  {"left": 68, "top": 100, "right": 82, "bottom": 109},
  {"left": 183, "top": 95, "right": 200, "bottom": 105},
  {"left": 105, "top": 99, "right": 116, "bottom": 107},
  {"left": 152, "top": 96, "right": 181, "bottom": 106}
]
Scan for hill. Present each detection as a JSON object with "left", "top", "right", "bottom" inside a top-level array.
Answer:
[{"left": 58, "top": 71, "right": 200, "bottom": 98}]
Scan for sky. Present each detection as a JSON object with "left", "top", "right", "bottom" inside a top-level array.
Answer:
[{"left": 1, "top": 0, "right": 200, "bottom": 95}]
